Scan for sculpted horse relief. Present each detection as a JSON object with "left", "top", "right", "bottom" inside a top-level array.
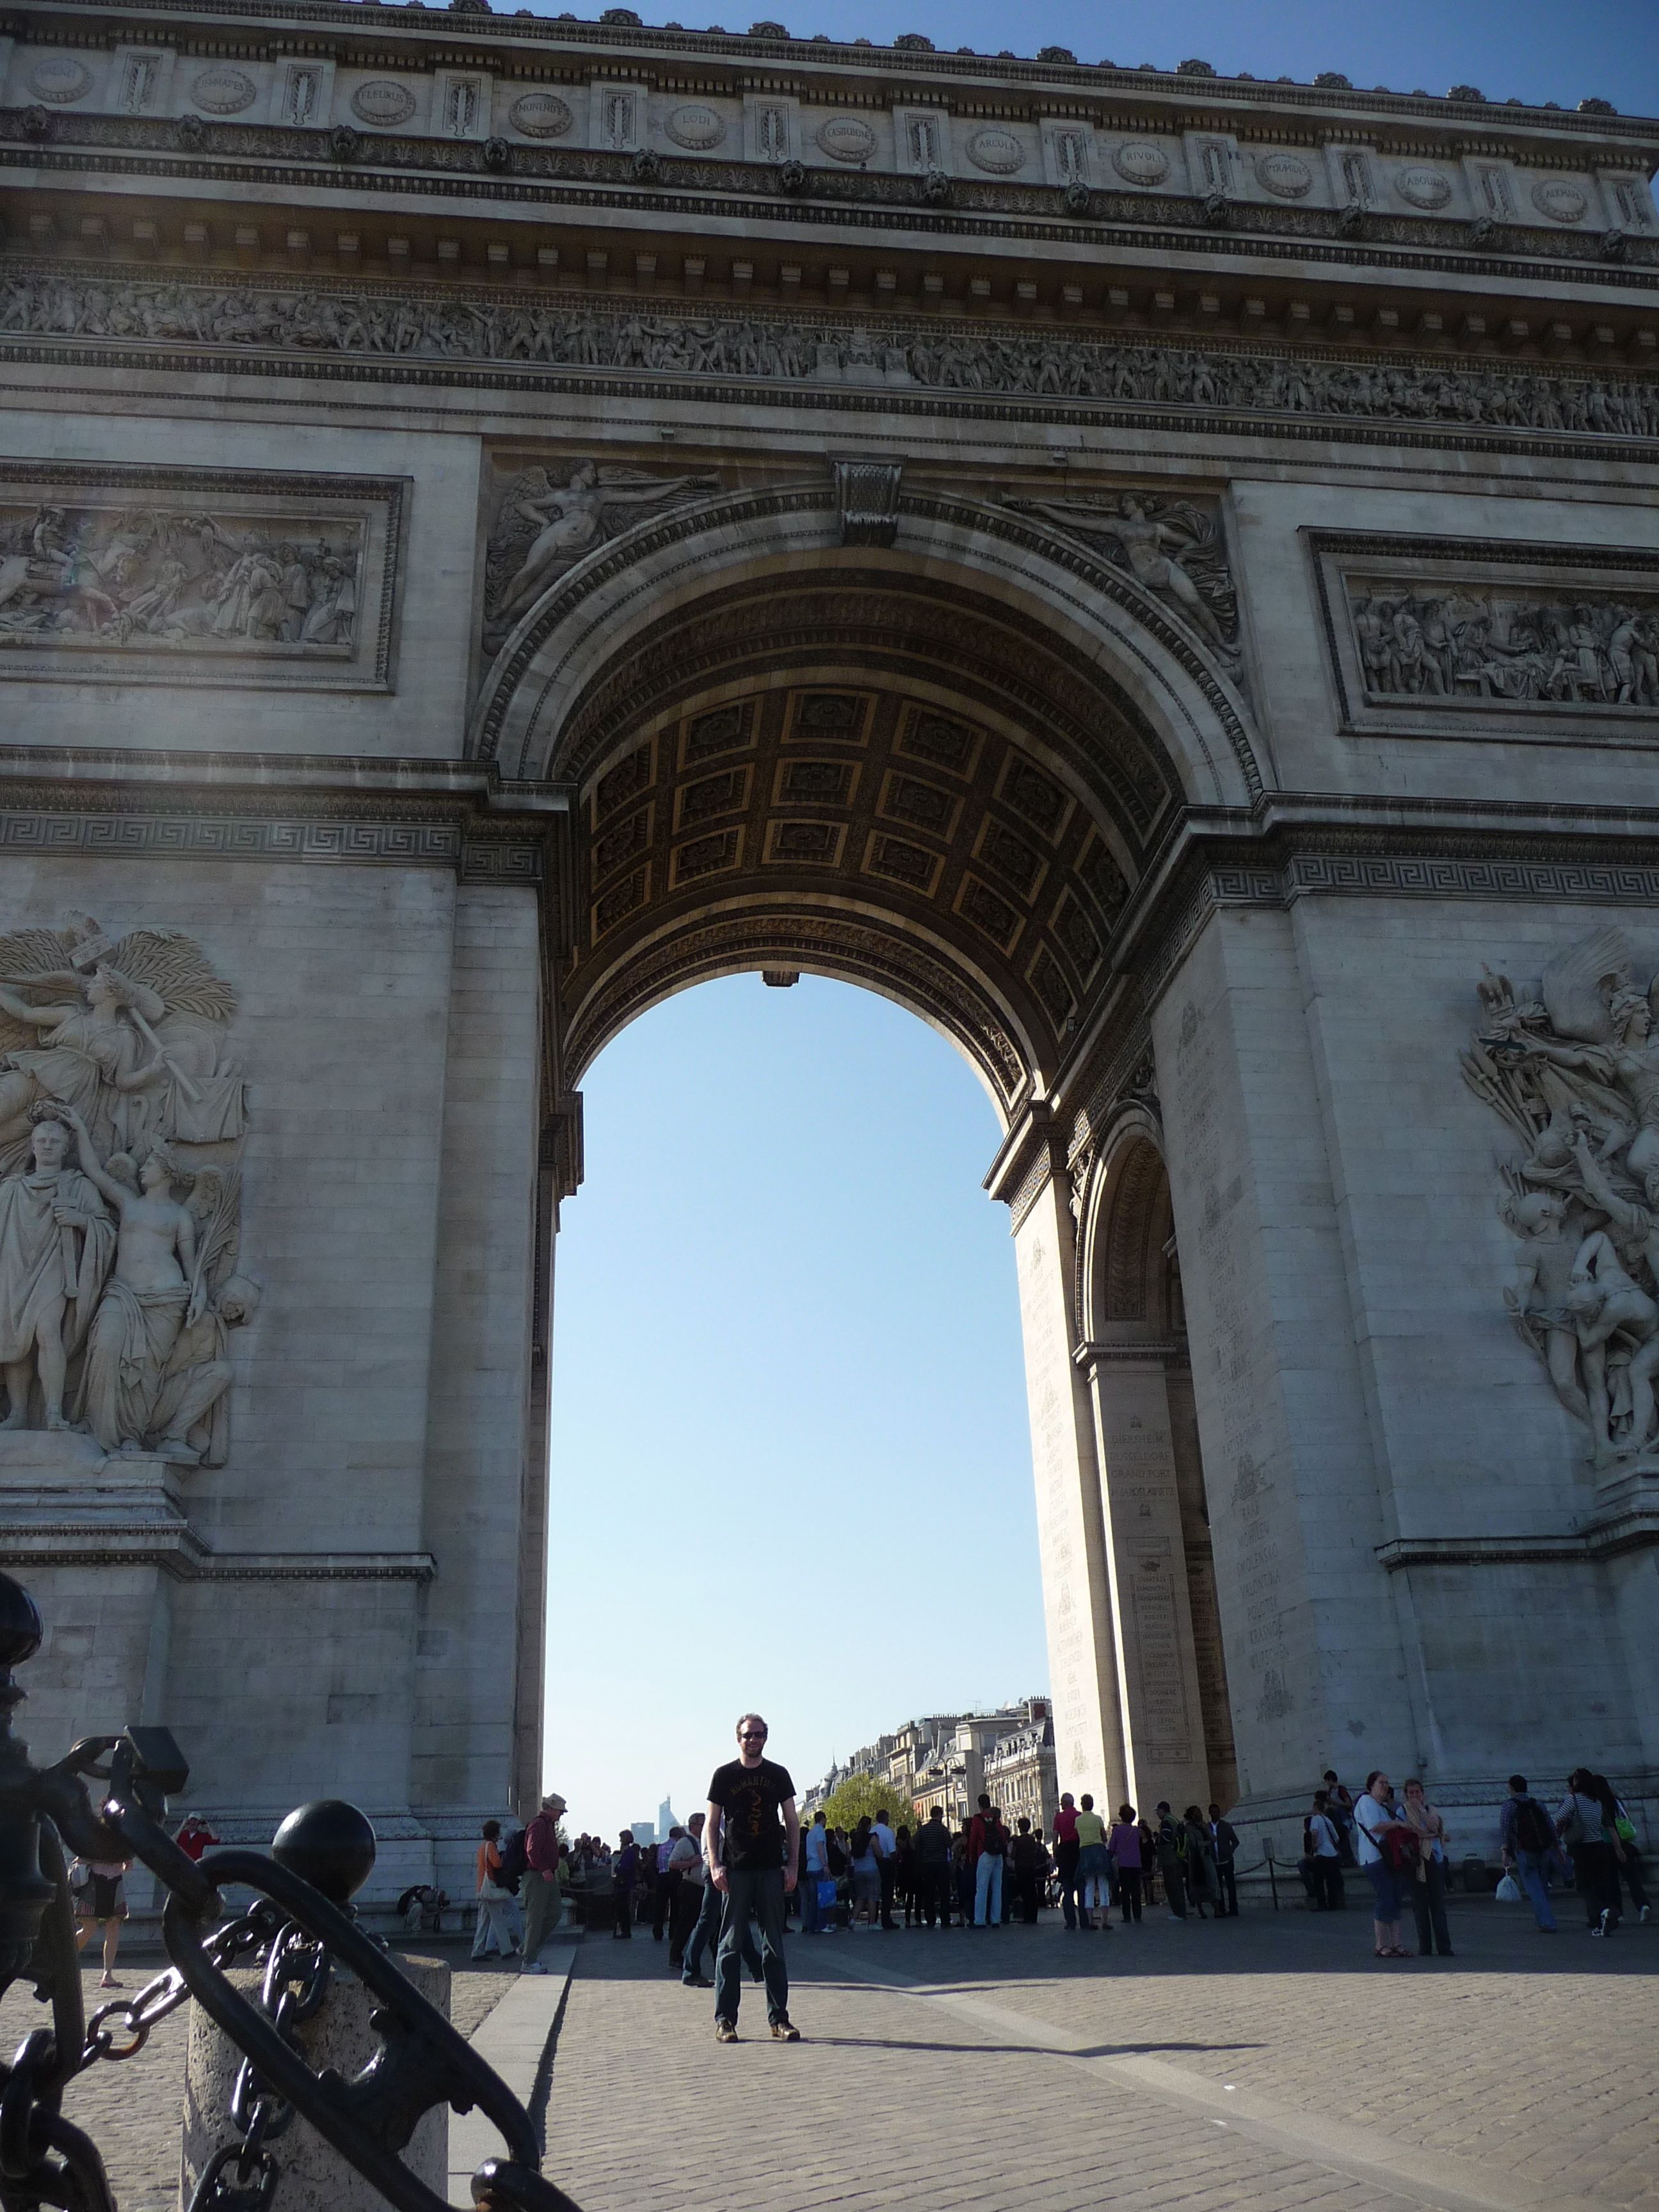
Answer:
[{"left": 0, "top": 915, "right": 255, "bottom": 1464}]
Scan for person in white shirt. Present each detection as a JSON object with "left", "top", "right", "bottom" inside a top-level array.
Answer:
[
  {"left": 665, "top": 1821, "right": 703, "bottom": 1969},
  {"left": 1304, "top": 1790, "right": 1345, "bottom": 1912},
  {"left": 1352, "top": 1769, "right": 1413, "bottom": 1958},
  {"left": 801, "top": 1810, "right": 833, "bottom": 1935},
  {"left": 872, "top": 1810, "right": 900, "bottom": 1930}
]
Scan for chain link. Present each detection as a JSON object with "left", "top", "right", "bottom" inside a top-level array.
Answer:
[{"left": 78, "top": 1911, "right": 274, "bottom": 2072}]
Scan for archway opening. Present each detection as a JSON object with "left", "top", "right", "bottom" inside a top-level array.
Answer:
[
  {"left": 1086, "top": 1128, "right": 1238, "bottom": 1814},
  {"left": 546, "top": 972, "right": 1045, "bottom": 1837}
]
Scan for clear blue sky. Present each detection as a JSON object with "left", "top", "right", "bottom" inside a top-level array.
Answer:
[
  {"left": 540, "top": 0, "right": 1659, "bottom": 1844},
  {"left": 546, "top": 978, "right": 1040, "bottom": 1839},
  {"left": 513, "top": 0, "right": 1659, "bottom": 117}
]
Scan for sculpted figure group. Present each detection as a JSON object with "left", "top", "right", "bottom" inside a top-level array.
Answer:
[
  {"left": 0, "top": 915, "right": 254, "bottom": 1463},
  {"left": 4, "top": 273, "right": 1658, "bottom": 442},
  {"left": 1466, "top": 927, "right": 1659, "bottom": 1468},
  {"left": 0, "top": 497, "right": 362, "bottom": 652},
  {"left": 1353, "top": 588, "right": 1659, "bottom": 707}
]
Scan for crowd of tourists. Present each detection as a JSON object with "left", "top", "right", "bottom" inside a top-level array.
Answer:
[
  {"left": 788, "top": 1793, "right": 1244, "bottom": 1932},
  {"left": 1295, "top": 1767, "right": 1650, "bottom": 1956},
  {"left": 461, "top": 1742, "right": 1652, "bottom": 2021}
]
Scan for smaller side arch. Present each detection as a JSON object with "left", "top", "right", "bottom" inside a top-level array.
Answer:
[{"left": 1076, "top": 1106, "right": 1178, "bottom": 1343}]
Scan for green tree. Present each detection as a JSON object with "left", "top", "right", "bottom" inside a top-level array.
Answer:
[{"left": 819, "top": 1772, "right": 920, "bottom": 1833}]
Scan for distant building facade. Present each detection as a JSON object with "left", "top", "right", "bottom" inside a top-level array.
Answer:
[{"left": 804, "top": 1699, "right": 1054, "bottom": 1829}]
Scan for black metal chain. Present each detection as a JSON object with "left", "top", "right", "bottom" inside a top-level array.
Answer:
[{"left": 0, "top": 1567, "right": 586, "bottom": 2212}]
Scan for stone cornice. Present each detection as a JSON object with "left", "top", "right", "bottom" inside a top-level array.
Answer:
[
  {"left": 7, "top": 117, "right": 1657, "bottom": 290},
  {"left": 9, "top": 0, "right": 1656, "bottom": 156}
]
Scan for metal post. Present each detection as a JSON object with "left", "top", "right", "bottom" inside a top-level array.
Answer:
[{"left": 1264, "top": 1841, "right": 1279, "bottom": 1911}]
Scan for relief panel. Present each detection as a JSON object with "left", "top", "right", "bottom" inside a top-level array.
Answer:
[
  {"left": 0, "top": 463, "right": 405, "bottom": 692},
  {"left": 1312, "top": 531, "right": 1659, "bottom": 742}
]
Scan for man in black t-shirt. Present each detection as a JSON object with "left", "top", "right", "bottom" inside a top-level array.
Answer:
[{"left": 705, "top": 1711, "right": 801, "bottom": 2042}]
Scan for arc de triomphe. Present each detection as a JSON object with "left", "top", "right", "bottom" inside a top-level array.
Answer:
[{"left": 1, "top": 0, "right": 1656, "bottom": 1892}]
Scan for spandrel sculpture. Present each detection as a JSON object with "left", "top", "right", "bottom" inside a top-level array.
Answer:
[{"left": 1466, "top": 926, "right": 1659, "bottom": 1470}]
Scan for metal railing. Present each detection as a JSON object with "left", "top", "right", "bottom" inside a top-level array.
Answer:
[{"left": 0, "top": 1568, "right": 582, "bottom": 2212}]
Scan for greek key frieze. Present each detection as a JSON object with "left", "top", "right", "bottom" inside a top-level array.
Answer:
[
  {"left": 3, "top": 269, "right": 1657, "bottom": 449},
  {"left": 0, "top": 462, "right": 405, "bottom": 690}
]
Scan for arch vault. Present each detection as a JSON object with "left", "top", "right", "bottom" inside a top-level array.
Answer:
[{"left": 486, "top": 481, "right": 1260, "bottom": 1816}]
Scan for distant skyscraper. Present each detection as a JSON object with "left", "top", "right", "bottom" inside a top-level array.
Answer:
[
  {"left": 658, "top": 1794, "right": 678, "bottom": 1837},
  {"left": 629, "top": 1818, "right": 656, "bottom": 1848}
]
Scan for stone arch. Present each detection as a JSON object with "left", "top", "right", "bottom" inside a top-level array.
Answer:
[
  {"left": 1076, "top": 1110, "right": 1239, "bottom": 1812},
  {"left": 476, "top": 481, "right": 1264, "bottom": 1114},
  {"left": 471, "top": 481, "right": 1264, "bottom": 808},
  {"left": 1080, "top": 1110, "right": 1182, "bottom": 1338}
]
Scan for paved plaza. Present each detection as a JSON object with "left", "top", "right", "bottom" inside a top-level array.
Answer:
[{"left": 7, "top": 1898, "right": 1655, "bottom": 2212}]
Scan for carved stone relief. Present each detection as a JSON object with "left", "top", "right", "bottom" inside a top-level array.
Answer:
[
  {"left": 1464, "top": 929, "right": 1659, "bottom": 1475},
  {"left": 1350, "top": 583, "right": 1659, "bottom": 706},
  {"left": 0, "top": 465, "right": 404, "bottom": 690},
  {"left": 508, "top": 91, "right": 573, "bottom": 138},
  {"left": 190, "top": 67, "right": 258, "bottom": 115},
  {"left": 0, "top": 914, "right": 253, "bottom": 1465},
  {"left": 4, "top": 271, "right": 1657, "bottom": 446},
  {"left": 1395, "top": 166, "right": 1452, "bottom": 211},
  {"left": 1313, "top": 534, "right": 1659, "bottom": 737},
  {"left": 1254, "top": 151, "right": 1311, "bottom": 198},
  {"left": 351, "top": 79, "right": 419, "bottom": 127},
  {"left": 998, "top": 492, "right": 1239, "bottom": 664},
  {"left": 483, "top": 459, "right": 718, "bottom": 648}
]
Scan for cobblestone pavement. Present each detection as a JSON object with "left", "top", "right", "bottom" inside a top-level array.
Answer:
[
  {"left": 547, "top": 1898, "right": 1658, "bottom": 2212},
  {"left": 4, "top": 1905, "right": 1654, "bottom": 2212},
  {"left": 0, "top": 1949, "right": 513, "bottom": 2212}
]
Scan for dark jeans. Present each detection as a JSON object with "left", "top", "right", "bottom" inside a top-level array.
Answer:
[
  {"left": 877, "top": 1857, "right": 897, "bottom": 1929},
  {"left": 1313, "top": 1857, "right": 1345, "bottom": 1910},
  {"left": 1572, "top": 1840, "right": 1621, "bottom": 1930},
  {"left": 956, "top": 1861, "right": 974, "bottom": 1921},
  {"left": 1410, "top": 1859, "right": 1452, "bottom": 1954},
  {"left": 612, "top": 1886, "right": 632, "bottom": 1937},
  {"left": 1160, "top": 1861, "right": 1187, "bottom": 1918},
  {"left": 1215, "top": 1858, "right": 1238, "bottom": 1915},
  {"left": 1055, "top": 1841, "right": 1082, "bottom": 1928},
  {"left": 668, "top": 1875, "right": 700, "bottom": 1962},
  {"left": 915, "top": 1861, "right": 951, "bottom": 1925},
  {"left": 652, "top": 1871, "right": 678, "bottom": 1941},
  {"left": 715, "top": 1867, "right": 789, "bottom": 2026},
  {"left": 1117, "top": 1868, "right": 1143, "bottom": 1921},
  {"left": 1013, "top": 1870, "right": 1039, "bottom": 1923},
  {"left": 683, "top": 1878, "right": 762, "bottom": 1981}
]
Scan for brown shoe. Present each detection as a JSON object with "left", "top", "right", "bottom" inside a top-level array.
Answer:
[
  {"left": 715, "top": 2018, "right": 739, "bottom": 2043},
  {"left": 769, "top": 2017, "right": 801, "bottom": 2041}
]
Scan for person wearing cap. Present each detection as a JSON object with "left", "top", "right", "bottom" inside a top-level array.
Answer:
[{"left": 521, "top": 1791, "right": 568, "bottom": 1975}]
